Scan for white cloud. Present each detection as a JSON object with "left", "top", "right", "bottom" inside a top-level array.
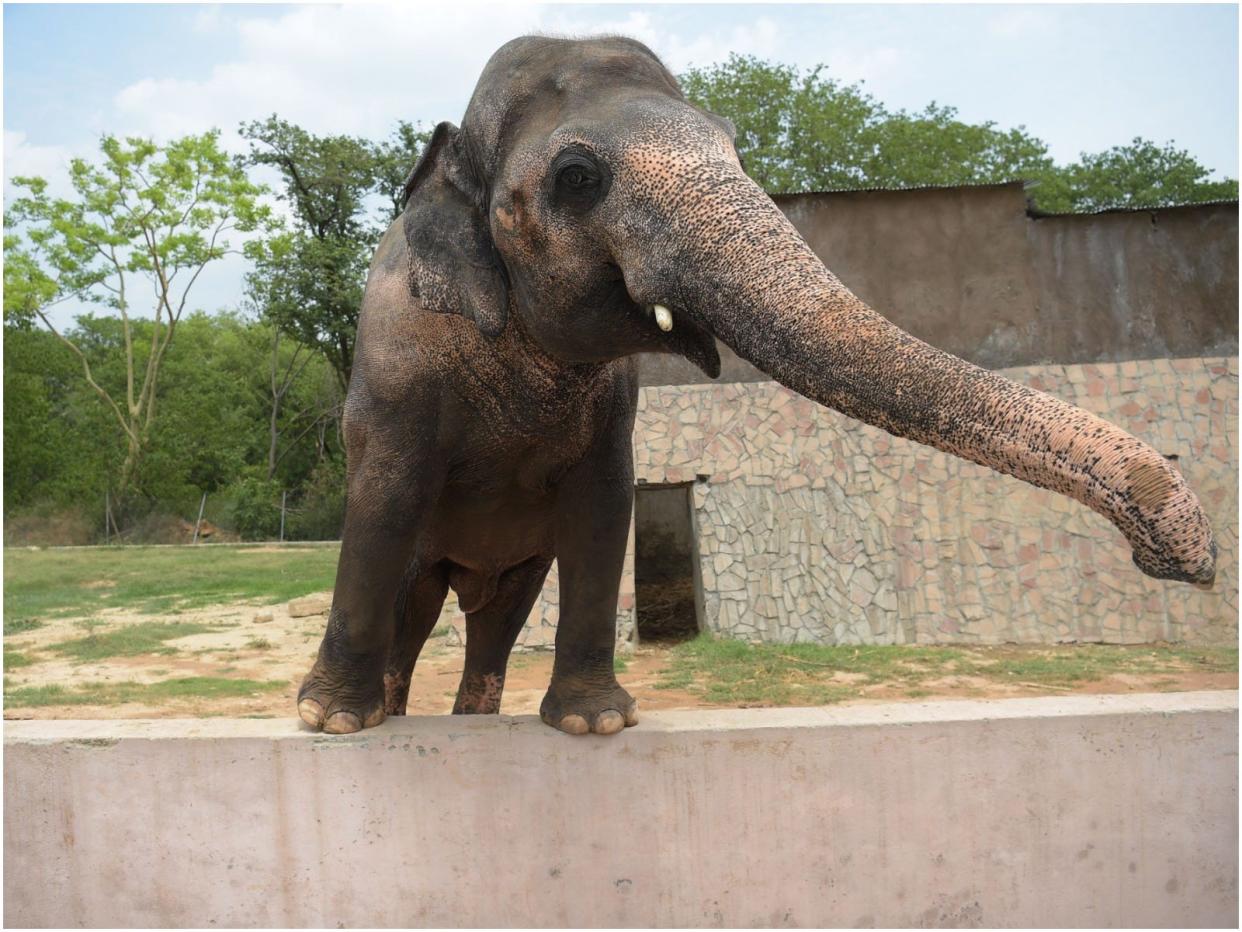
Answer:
[
  {"left": 3, "top": 130, "right": 76, "bottom": 200},
  {"left": 107, "top": 3, "right": 791, "bottom": 147},
  {"left": 112, "top": 3, "right": 552, "bottom": 142},
  {"left": 546, "top": 9, "right": 782, "bottom": 71}
]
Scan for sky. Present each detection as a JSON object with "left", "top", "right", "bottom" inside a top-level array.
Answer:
[{"left": 4, "top": 2, "right": 1239, "bottom": 324}]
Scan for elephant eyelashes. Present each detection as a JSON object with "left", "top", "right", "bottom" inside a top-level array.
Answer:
[{"left": 550, "top": 150, "right": 611, "bottom": 211}]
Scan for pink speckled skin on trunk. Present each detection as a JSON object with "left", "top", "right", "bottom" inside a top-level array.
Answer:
[{"left": 296, "top": 36, "right": 1217, "bottom": 737}]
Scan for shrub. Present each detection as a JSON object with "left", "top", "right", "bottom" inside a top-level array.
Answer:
[
  {"left": 287, "top": 459, "right": 346, "bottom": 541},
  {"left": 228, "top": 476, "right": 284, "bottom": 541}
]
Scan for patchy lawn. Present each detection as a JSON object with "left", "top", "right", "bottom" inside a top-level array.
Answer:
[
  {"left": 2, "top": 543, "right": 1235, "bottom": 720},
  {"left": 4, "top": 543, "right": 340, "bottom": 622},
  {"left": 5, "top": 677, "right": 285, "bottom": 709},
  {"left": 653, "top": 636, "right": 1238, "bottom": 706}
]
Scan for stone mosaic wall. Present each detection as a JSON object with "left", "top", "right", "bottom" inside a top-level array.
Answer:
[{"left": 486, "top": 356, "right": 1236, "bottom": 650}]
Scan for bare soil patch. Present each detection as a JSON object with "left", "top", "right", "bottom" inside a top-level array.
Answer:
[{"left": 4, "top": 596, "right": 1235, "bottom": 721}]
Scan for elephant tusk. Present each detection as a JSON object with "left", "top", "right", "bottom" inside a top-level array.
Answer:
[{"left": 653, "top": 304, "right": 674, "bottom": 332}]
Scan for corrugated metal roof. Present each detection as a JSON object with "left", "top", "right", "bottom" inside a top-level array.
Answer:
[
  {"left": 769, "top": 179, "right": 1238, "bottom": 217},
  {"left": 771, "top": 179, "right": 1028, "bottom": 198},
  {"left": 1027, "top": 198, "right": 1239, "bottom": 219}
]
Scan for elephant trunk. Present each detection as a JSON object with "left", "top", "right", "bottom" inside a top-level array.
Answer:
[{"left": 616, "top": 144, "right": 1217, "bottom": 585}]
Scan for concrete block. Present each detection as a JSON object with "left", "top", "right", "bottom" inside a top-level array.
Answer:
[
  {"left": 287, "top": 592, "right": 332, "bottom": 618},
  {"left": 4, "top": 692, "right": 1237, "bottom": 928}
]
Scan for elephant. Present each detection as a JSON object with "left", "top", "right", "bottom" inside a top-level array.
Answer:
[{"left": 296, "top": 34, "right": 1217, "bottom": 737}]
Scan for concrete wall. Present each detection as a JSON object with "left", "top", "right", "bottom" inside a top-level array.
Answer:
[
  {"left": 1028, "top": 204, "right": 1240, "bottom": 364},
  {"left": 638, "top": 186, "right": 1238, "bottom": 386},
  {"left": 6, "top": 692, "right": 1236, "bottom": 928}
]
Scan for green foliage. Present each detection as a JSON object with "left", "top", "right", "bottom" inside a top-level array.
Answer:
[
  {"left": 3, "top": 132, "right": 273, "bottom": 508},
  {"left": 228, "top": 475, "right": 285, "bottom": 541},
  {"left": 680, "top": 55, "right": 1056, "bottom": 195},
  {"left": 1037, "top": 137, "right": 1240, "bottom": 213},
  {"left": 240, "top": 116, "right": 427, "bottom": 388},
  {"left": 285, "top": 458, "right": 347, "bottom": 541},
  {"left": 681, "top": 55, "right": 1236, "bottom": 211}
]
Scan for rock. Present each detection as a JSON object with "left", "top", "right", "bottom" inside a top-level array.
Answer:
[
  {"left": 288, "top": 592, "right": 333, "bottom": 618},
  {"left": 253, "top": 611, "right": 274, "bottom": 624}
]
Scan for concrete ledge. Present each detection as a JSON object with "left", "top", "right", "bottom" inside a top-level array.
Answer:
[{"left": 5, "top": 692, "right": 1238, "bottom": 927}]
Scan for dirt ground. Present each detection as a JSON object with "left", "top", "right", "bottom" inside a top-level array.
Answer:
[{"left": 4, "top": 591, "right": 1235, "bottom": 722}]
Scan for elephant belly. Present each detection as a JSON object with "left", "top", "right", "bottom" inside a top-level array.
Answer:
[{"left": 422, "top": 483, "right": 556, "bottom": 611}]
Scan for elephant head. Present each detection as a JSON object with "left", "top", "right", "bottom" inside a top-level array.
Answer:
[{"left": 404, "top": 35, "right": 1217, "bottom": 587}]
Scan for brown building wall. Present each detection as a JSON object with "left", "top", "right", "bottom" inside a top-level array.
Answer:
[
  {"left": 1028, "top": 204, "right": 1239, "bottom": 364},
  {"left": 637, "top": 184, "right": 1238, "bottom": 386}
]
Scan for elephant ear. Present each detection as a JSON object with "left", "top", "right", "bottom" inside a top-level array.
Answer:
[{"left": 402, "top": 121, "right": 508, "bottom": 338}]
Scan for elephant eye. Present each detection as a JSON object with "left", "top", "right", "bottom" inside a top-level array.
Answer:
[
  {"left": 561, "top": 166, "right": 593, "bottom": 189},
  {"left": 550, "top": 149, "right": 611, "bottom": 211}
]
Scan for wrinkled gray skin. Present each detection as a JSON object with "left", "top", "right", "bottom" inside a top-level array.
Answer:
[{"left": 298, "top": 35, "right": 1217, "bottom": 736}]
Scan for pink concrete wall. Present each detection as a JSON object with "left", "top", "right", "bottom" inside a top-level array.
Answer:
[{"left": 5, "top": 693, "right": 1236, "bottom": 928}]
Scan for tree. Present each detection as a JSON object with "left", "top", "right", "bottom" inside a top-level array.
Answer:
[
  {"left": 1038, "top": 138, "right": 1239, "bottom": 213},
  {"left": 240, "top": 116, "right": 425, "bottom": 390},
  {"left": 680, "top": 55, "right": 883, "bottom": 193},
  {"left": 860, "top": 102, "right": 1057, "bottom": 191},
  {"left": 679, "top": 55, "right": 1236, "bottom": 212},
  {"left": 4, "top": 132, "right": 271, "bottom": 508},
  {"left": 372, "top": 120, "right": 434, "bottom": 222}
]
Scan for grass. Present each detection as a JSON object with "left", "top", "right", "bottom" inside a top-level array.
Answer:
[
  {"left": 3, "top": 544, "right": 341, "bottom": 624},
  {"left": 5, "top": 617, "right": 44, "bottom": 636},
  {"left": 654, "top": 636, "right": 1238, "bottom": 706},
  {"left": 246, "top": 637, "right": 273, "bottom": 650},
  {"left": 4, "top": 676, "right": 286, "bottom": 709},
  {"left": 50, "top": 621, "right": 220, "bottom": 662},
  {"left": 4, "top": 650, "right": 35, "bottom": 672}
]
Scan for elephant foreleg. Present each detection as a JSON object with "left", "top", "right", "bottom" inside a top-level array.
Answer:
[
  {"left": 453, "top": 555, "right": 553, "bottom": 714},
  {"left": 297, "top": 415, "right": 445, "bottom": 735},
  {"left": 383, "top": 560, "right": 451, "bottom": 716},
  {"left": 540, "top": 415, "right": 639, "bottom": 736}
]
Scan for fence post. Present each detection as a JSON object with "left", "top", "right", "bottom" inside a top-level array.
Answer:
[
  {"left": 105, "top": 491, "right": 110, "bottom": 544},
  {"left": 280, "top": 490, "right": 287, "bottom": 543},
  {"left": 192, "top": 492, "right": 207, "bottom": 544}
]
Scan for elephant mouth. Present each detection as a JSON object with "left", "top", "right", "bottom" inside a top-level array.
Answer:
[{"left": 633, "top": 299, "right": 721, "bottom": 378}]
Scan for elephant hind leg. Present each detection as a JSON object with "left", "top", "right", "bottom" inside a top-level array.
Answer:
[
  {"left": 383, "top": 560, "right": 450, "bottom": 716},
  {"left": 453, "top": 555, "right": 553, "bottom": 714}
]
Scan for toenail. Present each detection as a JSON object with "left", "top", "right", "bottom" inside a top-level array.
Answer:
[
  {"left": 558, "top": 714, "right": 590, "bottom": 735},
  {"left": 298, "top": 698, "right": 325, "bottom": 729},
  {"left": 594, "top": 710, "right": 625, "bottom": 735},
  {"left": 323, "top": 711, "right": 362, "bottom": 734}
]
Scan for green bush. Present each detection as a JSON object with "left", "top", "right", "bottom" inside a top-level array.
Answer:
[
  {"left": 287, "top": 459, "right": 346, "bottom": 541},
  {"left": 228, "top": 476, "right": 284, "bottom": 541}
]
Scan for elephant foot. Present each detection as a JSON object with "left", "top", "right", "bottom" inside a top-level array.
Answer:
[
  {"left": 539, "top": 676, "right": 638, "bottom": 736},
  {"left": 297, "top": 658, "right": 386, "bottom": 735}
]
